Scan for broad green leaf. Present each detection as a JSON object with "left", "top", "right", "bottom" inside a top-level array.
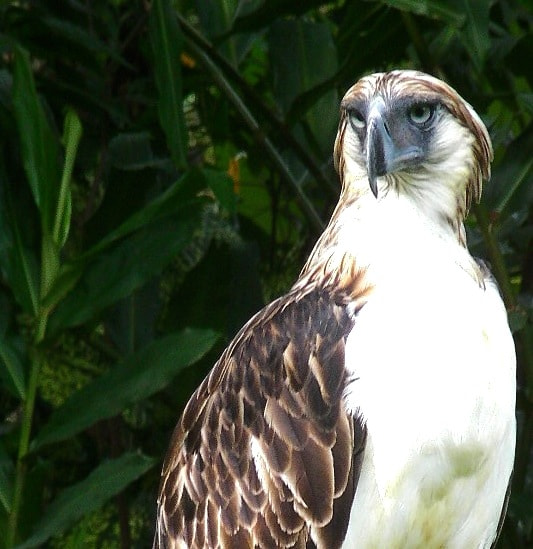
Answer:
[
  {"left": 238, "top": 173, "right": 272, "bottom": 235},
  {"left": 149, "top": 0, "right": 187, "bottom": 168},
  {"left": 379, "top": 0, "right": 465, "bottom": 25},
  {"left": 517, "top": 93, "right": 533, "bottom": 116},
  {"left": 457, "top": 0, "right": 491, "bottom": 70},
  {"left": 196, "top": 0, "right": 239, "bottom": 65},
  {"left": 196, "top": 0, "right": 257, "bottom": 67},
  {"left": 73, "top": 170, "right": 207, "bottom": 261},
  {"left": 204, "top": 169, "right": 237, "bottom": 214},
  {"left": 43, "top": 169, "right": 210, "bottom": 319},
  {"left": 0, "top": 160, "right": 40, "bottom": 315},
  {"left": 335, "top": 3, "right": 408, "bottom": 84},
  {"left": 108, "top": 132, "right": 163, "bottom": 171},
  {"left": 231, "top": 0, "right": 326, "bottom": 34},
  {"left": 39, "top": 15, "right": 132, "bottom": 69},
  {"left": 104, "top": 281, "right": 161, "bottom": 355},
  {"left": 0, "top": 336, "right": 25, "bottom": 399},
  {"left": 166, "top": 238, "right": 263, "bottom": 338},
  {"left": 12, "top": 46, "right": 61, "bottom": 233},
  {"left": 508, "top": 308, "right": 528, "bottom": 334},
  {"left": 32, "top": 329, "right": 218, "bottom": 449},
  {"left": 484, "top": 125, "right": 533, "bottom": 215},
  {"left": 40, "top": 231, "right": 60, "bottom": 304},
  {"left": 47, "top": 201, "right": 205, "bottom": 334},
  {"left": 268, "top": 19, "right": 338, "bottom": 155},
  {"left": 15, "top": 452, "right": 155, "bottom": 549},
  {"left": 53, "top": 109, "right": 82, "bottom": 248},
  {"left": 40, "top": 263, "right": 83, "bottom": 313}
]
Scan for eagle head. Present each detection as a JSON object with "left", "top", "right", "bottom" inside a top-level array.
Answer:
[{"left": 334, "top": 70, "right": 493, "bottom": 219}]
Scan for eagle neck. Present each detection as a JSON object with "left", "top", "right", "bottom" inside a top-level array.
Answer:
[{"left": 300, "top": 183, "right": 482, "bottom": 290}]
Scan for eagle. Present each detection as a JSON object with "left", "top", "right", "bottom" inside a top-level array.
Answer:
[{"left": 153, "top": 70, "right": 516, "bottom": 548}]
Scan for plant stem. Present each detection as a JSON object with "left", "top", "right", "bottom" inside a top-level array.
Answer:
[{"left": 6, "top": 313, "right": 48, "bottom": 547}]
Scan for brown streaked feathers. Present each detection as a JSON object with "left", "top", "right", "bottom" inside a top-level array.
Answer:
[{"left": 154, "top": 278, "right": 369, "bottom": 549}]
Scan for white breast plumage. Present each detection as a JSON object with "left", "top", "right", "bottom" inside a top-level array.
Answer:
[{"left": 341, "top": 199, "right": 515, "bottom": 548}]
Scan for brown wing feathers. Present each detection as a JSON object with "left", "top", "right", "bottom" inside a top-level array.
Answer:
[{"left": 154, "top": 288, "right": 366, "bottom": 548}]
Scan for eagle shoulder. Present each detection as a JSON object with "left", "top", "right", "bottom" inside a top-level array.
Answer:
[{"left": 154, "top": 282, "right": 368, "bottom": 549}]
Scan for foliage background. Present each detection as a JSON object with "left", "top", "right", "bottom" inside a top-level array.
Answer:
[{"left": 0, "top": 0, "right": 531, "bottom": 547}]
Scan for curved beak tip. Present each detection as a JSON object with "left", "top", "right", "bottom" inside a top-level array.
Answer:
[{"left": 369, "top": 176, "right": 379, "bottom": 198}]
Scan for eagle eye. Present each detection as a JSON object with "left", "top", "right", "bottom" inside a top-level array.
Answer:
[
  {"left": 349, "top": 109, "right": 366, "bottom": 129},
  {"left": 408, "top": 103, "right": 435, "bottom": 126}
]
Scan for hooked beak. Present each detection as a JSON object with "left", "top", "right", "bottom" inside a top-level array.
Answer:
[
  {"left": 366, "top": 106, "right": 392, "bottom": 198},
  {"left": 365, "top": 100, "right": 423, "bottom": 198}
]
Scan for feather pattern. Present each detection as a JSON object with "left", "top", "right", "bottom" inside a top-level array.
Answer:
[{"left": 154, "top": 265, "right": 370, "bottom": 548}]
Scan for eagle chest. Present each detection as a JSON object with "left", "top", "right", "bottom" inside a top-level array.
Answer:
[{"left": 341, "top": 259, "right": 516, "bottom": 548}]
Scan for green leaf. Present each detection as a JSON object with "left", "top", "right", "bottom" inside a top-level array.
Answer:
[
  {"left": 0, "top": 159, "right": 40, "bottom": 315},
  {"left": 40, "top": 231, "right": 60, "bottom": 304},
  {"left": 40, "top": 263, "right": 83, "bottom": 313},
  {"left": 166, "top": 238, "right": 263, "bottom": 338},
  {"left": 517, "top": 93, "right": 533, "bottom": 116},
  {"left": 484, "top": 125, "right": 533, "bottom": 215},
  {"left": 32, "top": 328, "right": 218, "bottom": 449},
  {"left": 196, "top": 0, "right": 257, "bottom": 67},
  {"left": 47, "top": 200, "right": 205, "bottom": 334},
  {"left": 204, "top": 169, "right": 237, "bottom": 213},
  {"left": 508, "top": 308, "right": 528, "bottom": 334},
  {"left": 53, "top": 109, "right": 82, "bottom": 248},
  {"left": 457, "top": 0, "right": 491, "bottom": 69},
  {"left": 77, "top": 170, "right": 207, "bottom": 260},
  {"left": 43, "top": 169, "right": 209, "bottom": 321},
  {"left": 108, "top": 132, "right": 163, "bottom": 171},
  {"left": 0, "top": 440, "right": 14, "bottom": 514},
  {"left": 105, "top": 281, "right": 161, "bottom": 355},
  {"left": 379, "top": 0, "right": 465, "bottom": 25},
  {"left": 15, "top": 452, "right": 155, "bottom": 549},
  {"left": 149, "top": 0, "right": 188, "bottom": 169},
  {"left": 0, "top": 336, "right": 26, "bottom": 399},
  {"left": 231, "top": 0, "right": 327, "bottom": 34},
  {"left": 12, "top": 46, "right": 61, "bottom": 233},
  {"left": 38, "top": 15, "right": 132, "bottom": 70},
  {"left": 268, "top": 19, "right": 339, "bottom": 155}
]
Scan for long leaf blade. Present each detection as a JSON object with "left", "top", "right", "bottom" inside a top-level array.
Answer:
[
  {"left": 12, "top": 46, "right": 61, "bottom": 233},
  {"left": 0, "top": 336, "right": 26, "bottom": 399},
  {"left": 32, "top": 328, "right": 218, "bottom": 450},
  {"left": 53, "top": 109, "right": 82, "bottom": 248},
  {"left": 15, "top": 452, "right": 155, "bottom": 549},
  {"left": 0, "top": 160, "right": 40, "bottom": 315},
  {"left": 0, "top": 440, "right": 14, "bottom": 513},
  {"left": 149, "top": 0, "right": 188, "bottom": 168},
  {"left": 47, "top": 201, "right": 205, "bottom": 335}
]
